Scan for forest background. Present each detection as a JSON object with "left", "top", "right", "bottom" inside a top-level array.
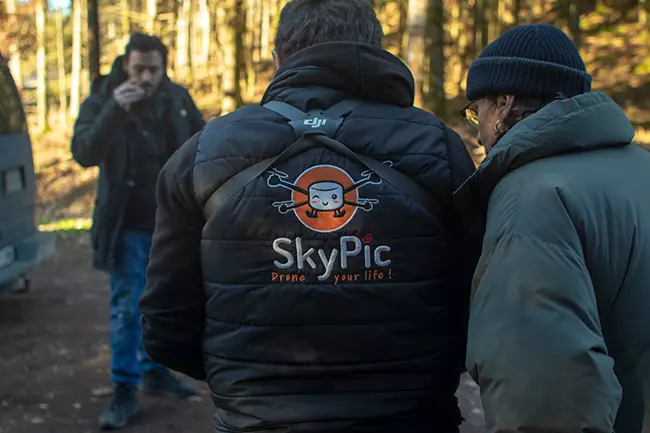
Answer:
[{"left": 1, "top": 0, "right": 648, "bottom": 228}]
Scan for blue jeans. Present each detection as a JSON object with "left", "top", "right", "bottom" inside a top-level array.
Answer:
[{"left": 109, "top": 230, "right": 161, "bottom": 384}]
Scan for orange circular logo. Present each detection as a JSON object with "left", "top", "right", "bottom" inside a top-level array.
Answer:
[
  {"left": 292, "top": 165, "right": 358, "bottom": 233},
  {"left": 267, "top": 164, "right": 384, "bottom": 233}
]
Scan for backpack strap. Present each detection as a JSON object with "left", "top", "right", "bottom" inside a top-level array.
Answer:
[
  {"left": 202, "top": 100, "right": 445, "bottom": 221},
  {"left": 202, "top": 135, "right": 314, "bottom": 220},
  {"left": 262, "top": 101, "right": 307, "bottom": 121},
  {"left": 264, "top": 99, "right": 362, "bottom": 139},
  {"left": 311, "top": 134, "right": 444, "bottom": 220},
  {"left": 322, "top": 99, "right": 364, "bottom": 119}
]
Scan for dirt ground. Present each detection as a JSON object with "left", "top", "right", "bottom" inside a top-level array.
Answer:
[{"left": 0, "top": 232, "right": 486, "bottom": 433}]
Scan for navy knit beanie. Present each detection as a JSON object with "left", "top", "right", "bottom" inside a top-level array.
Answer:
[{"left": 466, "top": 24, "right": 592, "bottom": 101}]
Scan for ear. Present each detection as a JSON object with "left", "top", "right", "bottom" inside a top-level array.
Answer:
[
  {"left": 496, "top": 95, "right": 516, "bottom": 119},
  {"left": 272, "top": 50, "right": 281, "bottom": 70}
]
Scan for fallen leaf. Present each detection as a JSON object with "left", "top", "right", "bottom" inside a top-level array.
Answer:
[{"left": 91, "top": 386, "right": 113, "bottom": 397}]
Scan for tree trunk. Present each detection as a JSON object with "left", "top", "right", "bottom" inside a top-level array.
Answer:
[
  {"left": 82, "top": 1, "right": 90, "bottom": 98},
  {"left": 254, "top": 0, "right": 264, "bottom": 62},
  {"left": 221, "top": 0, "right": 243, "bottom": 113},
  {"left": 88, "top": 0, "right": 101, "bottom": 81},
  {"left": 56, "top": 8, "right": 68, "bottom": 130},
  {"left": 488, "top": 0, "right": 500, "bottom": 42},
  {"left": 191, "top": 1, "right": 202, "bottom": 74},
  {"left": 260, "top": 0, "right": 272, "bottom": 60},
  {"left": 200, "top": 0, "right": 210, "bottom": 65},
  {"left": 146, "top": 0, "right": 156, "bottom": 33},
  {"left": 456, "top": 0, "right": 470, "bottom": 95},
  {"left": 215, "top": 1, "right": 227, "bottom": 107},
  {"left": 5, "top": 0, "right": 22, "bottom": 90},
  {"left": 176, "top": 0, "right": 191, "bottom": 78},
  {"left": 425, "top": 0, "right": 445, "bottom": 117},
  {"left": 397, "top": 0, "right": 409, "bottom": 59},
  {"left": 244, "top": 0, "right": 257, "bottom": 100},
  {"left": 405, "top": 0, "right": 427, "bottom": 107},
  {"left": 121, "top": 0, "right": 130, "bottom": 39},
  {"left": 35, "top": 0, "right": 48, "bottom": 133},
  {"left": 472, "top": 0, "right": 483, "bottom": 54},
  {"left": 641, "top": 0, "right": 649, "bottom": 26},
  {"left": 246, "top": 0, "right": 257, "bottom": 62},
  {"left": 514, "top": 0, "right": 522, "bottom": 25},
  {"left": 479, "top": 0, "right": 488, "bottom": 49},
  {"left": 568, "top": 0, "right": 583, "bottom": 49},
  {"left": 498, "top": 0, "right": 508, "bottom": 32},
  {"left": 70, "top": 0, "right": 83, "bottom": 118},
  {"left": 234, "top": 0, "right": 245, "bottom": 105},
  {"left": 107, "top": 20, "right": 118, "bottom": 62}
]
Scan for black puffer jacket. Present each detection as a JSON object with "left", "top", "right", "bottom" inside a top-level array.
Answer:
[{"left": 141, "top": 42, "right": 480, "bottom": 433}]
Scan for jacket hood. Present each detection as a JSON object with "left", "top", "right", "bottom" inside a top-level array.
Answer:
[
  {"left": 90, "top": 56, "right": 128, "bottom": 95},
  {"left": 459, "top": 91, "right": 634, "bottom": 201},
  {"left": 455, "top": 91, "right": 635, "bottom": 232},
  {"left": 261, "top": 41, "right": 415, "bottom": 108}
]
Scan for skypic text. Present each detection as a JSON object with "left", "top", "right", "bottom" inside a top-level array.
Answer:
[{"left": 272, "top": 235, "right": 391, "bottom": 281}]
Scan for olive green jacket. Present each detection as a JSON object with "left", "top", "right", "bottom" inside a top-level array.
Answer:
[{"left": 456, "top": 91, "right": 650, "bottom": 433}]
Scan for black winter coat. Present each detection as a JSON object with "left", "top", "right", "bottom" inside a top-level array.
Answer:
[
  {"left": 70, "top": 56, "right": 205, "bottom": 271},
  {"left": 140, "top": 42, "right": 480, "bottom": 433}
]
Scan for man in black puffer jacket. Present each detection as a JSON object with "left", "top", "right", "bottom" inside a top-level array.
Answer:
[{"left": 140, "top": 1, "right": 480, "bottom": 431}]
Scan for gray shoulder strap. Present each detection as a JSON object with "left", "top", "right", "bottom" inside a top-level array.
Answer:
[
  {"left": 262, "top": 101, "right": 307, "bottom": 121},
  {"left": 323, "top": 99, "right": 363, "bottom": 119},
  {"left": 263, "top": 99, "right": 362, "bottom": 139}
]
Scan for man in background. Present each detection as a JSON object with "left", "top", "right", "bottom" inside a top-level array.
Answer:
[{"left": 71, "top": 33, "right": 205, "bottom": 430}]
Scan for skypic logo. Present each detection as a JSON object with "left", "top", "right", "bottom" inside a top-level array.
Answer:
[
  {"left": 272, "top": 234, "right": 392, "bottom": 283},
  {"left": 267, "top": 164, "right": 393, "bottom": 283},
  {"left": 267, "top": 164, "right": 385, "bottom": 233}
]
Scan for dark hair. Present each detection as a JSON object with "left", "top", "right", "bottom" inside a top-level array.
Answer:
[
  {"left": 492, "top": 93, "right": 567, "bottom": 136},
  {"left": 275, "top": 0, "right": 383, "bottom": 60},
  {"left": 125, "top": 33, "right": 168, "bottom": 66}
]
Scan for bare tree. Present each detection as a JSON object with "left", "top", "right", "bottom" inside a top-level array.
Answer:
[
  {"left": 488, "top": 0, "right": 500, "bottom": 42},
  {"left": 200, "top": 0, "right": 210, "bottom": 65},
  {"left": 260, "top": 0, "right": 272, "bottom": 60},
  {"left": 35, "top": 0, "right": 47, "bottom": 132},
  {"left": 56, "top": 8, "right": 68, "bottom": 130},
  {"left": 146, "top": 0, "right": 157, "bottom": 33},
  {"left": 176, "top": 0, "right": 191, "bottom": 78},
  {"left": 244, "top": 0, "right": 257, "bottom": 99},
  {"left": 405, "top": 0, "right": 427, "bottom": 106},
  {"left": 5, "top": 0, "right": 22, "bottom": 90},
  {"left": 397, "top": 0, "right": 409, "bottom": 59},
  {"left": 120, "top": 0, "right": 131, "bottom": 50},
  {"left": 88, "top": 0, "right": 101, "bottom": 80},
  {"left": 514, "top": 0, "right": 522, "bottom": 25},
  {"left": 221, "top": 0, "right": 244, "bottom": 113},
  {"left": 70, "top": 0, "right": 83, "bottom": 118},
  {"left": 425, "top": 0, "right": 445, "bottom": 117}
]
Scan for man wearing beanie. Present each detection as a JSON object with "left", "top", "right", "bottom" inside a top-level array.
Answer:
[{"left": 456, "top": 23, "right": 650, "bottom": 432}]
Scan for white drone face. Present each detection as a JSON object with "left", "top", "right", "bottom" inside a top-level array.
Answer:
[{"left": 308, "top": 181, "right": 344, "bottom": 211}]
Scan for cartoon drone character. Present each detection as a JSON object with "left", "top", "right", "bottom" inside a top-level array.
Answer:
[{"left": 267, "top": 164, "right": 391, "bottom": 219}]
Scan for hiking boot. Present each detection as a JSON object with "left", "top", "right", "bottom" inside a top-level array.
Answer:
[
  {"left": 98, "top": 383, "right": 139, "bottom": 430},
  {"left": 141, "top": 367, "right": 197, "bottom": 399}
]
